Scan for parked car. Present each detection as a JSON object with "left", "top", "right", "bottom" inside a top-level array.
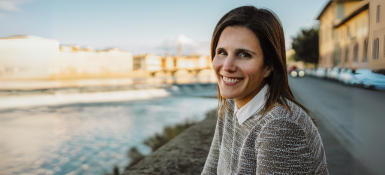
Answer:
[
  {"left": 290, "top": 69, "right": 305, "bottom": 77},
  {"left": 350, "top": 69, "right": 385, "bottom": 90},
  {"left": 350, "top": 69, "right": 372, "bottom": 85},
  {"left": 315, "top": 67, "right": 327, "bottom": 78},
  {"left": 305, "top": 68, "right": 316, "bottom": 77},
  {"left": 328, "top": 67, "right": 341, "bottom": 80},
  {"left": 305, "top": 68, "right": 312, "bottom": 76},
  {"left": 338, "top": 68, "right": 354, "bottom": 84},
  {"left": 362, "top": 72, "right": 385, "bottom": 90}
]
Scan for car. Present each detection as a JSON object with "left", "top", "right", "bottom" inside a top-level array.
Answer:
[
  {"left": 326, "top": 68, "right": 333, "bottom": 79},
  {"left": 361, "top": 71, "right": 385, "bottom": 90},
  {"left": 350, "top": 69, "right": 372, "bottom": 85},
  {"left": 338, "top": 68, "right": 354, "bottom": 84},
  {"left": 328, "top": 67, "right": 341, "bottom": 80},
  {"left": 315, "top": 67, "right": 327, "bottom": 78},
  {"left": 290, "top": 69, "right": 305, "bottom": 77},
  {"left": 305, "top": 68, "right": 315, "bottom": 77},
  {"left": 350, "top": 69, "right": 385, "bottom": 90}
]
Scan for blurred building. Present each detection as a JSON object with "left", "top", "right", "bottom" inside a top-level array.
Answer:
[
  {"left": 0, "top": 35, "right": 133, "bottom": 80},
  {"left": 52, "top": 46, "right": 133, "bottom": 78},
  {"left": 164, "top": 55, "right": 211, "bottom": 70},
  {"left": 0, "top": 35, "right": 59, "bottom": 79},
  {"left": 135, "top": 54, "right": 211, "bottom": 72},
  {"left": 133, "top": 54, "right": 163, "bottom": 71},
  {"left": 317, "top": 0, "right": 385, "bottom": 70}
]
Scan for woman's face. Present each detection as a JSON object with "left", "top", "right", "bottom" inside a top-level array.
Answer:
[{"left": 213, "top": 26, "right": 270, "bottom": 108}]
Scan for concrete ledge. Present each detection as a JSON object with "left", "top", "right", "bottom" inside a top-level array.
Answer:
[{"left": 123, "top": 109, "right": 217, "bottom": 175}]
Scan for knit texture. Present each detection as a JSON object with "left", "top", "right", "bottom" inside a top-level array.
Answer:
[{"left": 202, "top": 99, "right": 329, "bottom": 175}]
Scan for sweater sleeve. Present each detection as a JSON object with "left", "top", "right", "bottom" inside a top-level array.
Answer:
[
  {"left": 202, "top": 117, "right": 223, "bottom": 175},
  {"left": 256, "top": 118, "right": 314, "bottom": 174}
]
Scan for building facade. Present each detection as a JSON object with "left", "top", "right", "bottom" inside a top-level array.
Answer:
[
  {"left": 133, "top": 54, "right": 163, "bottom": 71},
  {"left": 52, "top": 46, "right": 133, "bottom": 78},
  {"left": 0, "top": 35, "right": 59, "bottom": 79},
  {"left": 317, "top": 0, "right": 385, "bottom": 70},
  {"left": 0, "top": 35, "right": 133, "bottom": 79}
]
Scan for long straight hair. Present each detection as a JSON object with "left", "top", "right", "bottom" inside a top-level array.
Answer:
[{"left": 212, "top": 6, "right": 313, "bottom": 124}]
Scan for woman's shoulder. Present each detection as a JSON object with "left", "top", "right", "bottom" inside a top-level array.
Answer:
[{"left": 258, "top": 100, "right": 316, "bottom": 133}]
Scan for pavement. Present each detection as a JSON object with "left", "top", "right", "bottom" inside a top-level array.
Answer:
[{"left": 289, "top": 76, "right": 385, "bottom": 175}]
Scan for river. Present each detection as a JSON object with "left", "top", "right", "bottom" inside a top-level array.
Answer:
[{"left": 0, "top": 83, "right": 218, "bottom": 175}]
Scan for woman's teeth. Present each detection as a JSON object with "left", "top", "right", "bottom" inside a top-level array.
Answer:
[{"left": 223, "top": 76, "right": 242, "bottom": 83}]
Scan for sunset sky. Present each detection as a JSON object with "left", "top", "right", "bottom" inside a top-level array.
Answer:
[{"left": 0, "top": 0, "right": 328, "bottom": 55}]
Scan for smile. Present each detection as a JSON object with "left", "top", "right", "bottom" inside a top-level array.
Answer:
[{"left": 222, "top": 76, "right": 244, "bottom": 85}]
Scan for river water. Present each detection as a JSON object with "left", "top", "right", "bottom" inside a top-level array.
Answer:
[{"left": 0, "top": 84, "right": 218, "bottom": 175}]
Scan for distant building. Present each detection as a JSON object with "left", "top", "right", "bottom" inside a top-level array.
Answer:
[
  {"left": 133, "top": 54, "right": 163, "bottom": 71},
  {"left": 164, "top": 55, "right": 211, "bottom": 70},
  {"left": 52, "top": 46, "right": 133, "bottom": 78},
  {"left": 0, "top": 35, "right": 133, "bottom": 79},
  {"left": 0, "top": 35, "right": 59, "bottom": 79},
  {"left": 317, "top": 0, "right": 385, "bottom": 70}
]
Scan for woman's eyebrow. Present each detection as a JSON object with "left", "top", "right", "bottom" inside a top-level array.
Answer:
[
  {"left": 216, "top": 47, "right": 256, "bottom": 54},
  {"left": 235, "top": 48, "right": 257, "bottom": 55},
  {"left": 216, "top": 47, "right": 225, "bottom": 51}
]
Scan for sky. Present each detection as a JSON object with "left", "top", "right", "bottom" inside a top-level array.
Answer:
[{"left": 0, "top": 0, "right": 329, "bottom": 55}]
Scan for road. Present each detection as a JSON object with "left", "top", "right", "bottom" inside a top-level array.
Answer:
[{"left": 289, "top": 76, "right": 385, "bottom": 175}]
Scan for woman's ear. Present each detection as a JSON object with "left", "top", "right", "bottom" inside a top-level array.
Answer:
[{"left": 264, "top": 66, "right": 274, "bottom": 78}]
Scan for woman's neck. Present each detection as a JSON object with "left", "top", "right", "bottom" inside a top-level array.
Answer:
[{"left": 234, "top": 83, "right": 266, "bottom": 109}]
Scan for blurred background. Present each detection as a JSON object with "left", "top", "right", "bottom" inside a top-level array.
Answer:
[{"left": 0, "top": 0, "right": 384, "bottom": 175}]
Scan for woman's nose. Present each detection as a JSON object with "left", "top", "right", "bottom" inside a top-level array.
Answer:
[{"left": 223, "top": 56, "right": 236, "bottom": 72}]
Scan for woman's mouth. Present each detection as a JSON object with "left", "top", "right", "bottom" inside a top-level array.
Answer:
[{"left": 222, "top": 76, "right": 244, "bottom": 86}]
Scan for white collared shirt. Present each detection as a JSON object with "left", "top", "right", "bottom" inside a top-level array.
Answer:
[{"left": 234, "top": 84, "right": 268, "bottom": 124}]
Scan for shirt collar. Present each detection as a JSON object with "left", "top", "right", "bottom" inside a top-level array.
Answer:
[{"left": 233, "top": 84, "right": 268, "bottom": 124}]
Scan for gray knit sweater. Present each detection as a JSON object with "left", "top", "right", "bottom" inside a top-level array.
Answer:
[{"left": 202, "top": 99, "right": 328, "bottom": 175}]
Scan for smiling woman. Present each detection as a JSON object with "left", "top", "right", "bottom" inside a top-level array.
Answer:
[
  {"left": 213, "top": 26, "right": 271, "bottom": 108},
  {"left": 202, "top": 6, "right": 329, "bottom": 175}
]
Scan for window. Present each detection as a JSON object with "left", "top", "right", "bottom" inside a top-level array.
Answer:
[
  {"left": 363, "top": 39, "right": 368, "bottom": 62},
  {"left": 353, "top": 43, "right": 358, "bottom": 62},
  {"left": 333, "top": 43, "right": 341, "bottom": 66},
  {"left": 373, "top": 38, "right": 379, "bottom": 60},
  {"left": 347, "top": 26, "right": 350, "bottom": 38},
  {"left": 336, "top": 3, "right": 345, "bottom": 19},
  {"left": 345, "top": 46, "right": 349, "bottom": 63},
  {"left": 377, "top": 5, "right": 381, "bottom": 23}
]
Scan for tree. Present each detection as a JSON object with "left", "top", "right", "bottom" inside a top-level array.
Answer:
[{"left": 291, "top": 27, "right": 319, "bottom": 64}]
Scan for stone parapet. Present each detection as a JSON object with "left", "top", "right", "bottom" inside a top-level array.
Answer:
[{"left": 123, "top": 109, "right": 217, "bottom": 175}]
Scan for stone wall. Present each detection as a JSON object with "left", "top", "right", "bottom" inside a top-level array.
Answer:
[{"left": 123, "top": 109, "right": 217, "bottom": 175}]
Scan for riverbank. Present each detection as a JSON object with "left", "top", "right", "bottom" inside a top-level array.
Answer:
[{"left": 123, "top": 109, "right": 217, "bottom": 175}]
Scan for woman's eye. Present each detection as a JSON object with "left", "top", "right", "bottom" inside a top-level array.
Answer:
[
  {"left": 239, "top": 52, "right": 251, "bottom": 58},
  {"left": 218, "top": 50, "right": 227, "bottom": 55}
]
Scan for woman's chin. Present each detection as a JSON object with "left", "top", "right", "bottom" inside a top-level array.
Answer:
[{"left": 219, "top": 92, "right": 238, "bottom": 100}]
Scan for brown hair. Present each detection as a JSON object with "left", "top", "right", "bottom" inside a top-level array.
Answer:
[{"left": 212, "top": 6, "right": 313, "bottom": 123}]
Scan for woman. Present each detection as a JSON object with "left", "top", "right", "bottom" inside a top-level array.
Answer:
[{"left": 202, "top": 6, "right": 328, "bottom": 175}]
